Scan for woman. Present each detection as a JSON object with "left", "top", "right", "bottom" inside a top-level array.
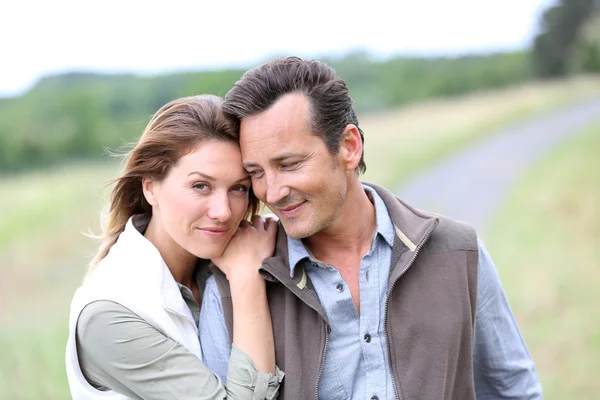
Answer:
[{"left": 65, "top": 95, "right": 283, "bottom": 399}]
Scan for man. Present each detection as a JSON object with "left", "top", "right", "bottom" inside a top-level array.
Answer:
[{"left": 199, "top": 57, "right": 542, "bottom": 399}]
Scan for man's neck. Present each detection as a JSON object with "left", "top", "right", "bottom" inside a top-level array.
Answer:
[{"left": 303, "top": 180, "right": 376, "bottom": 263}]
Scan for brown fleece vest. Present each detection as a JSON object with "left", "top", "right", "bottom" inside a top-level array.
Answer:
[{"left": 212, "top": 183, "right": 479, "bottom": 400}]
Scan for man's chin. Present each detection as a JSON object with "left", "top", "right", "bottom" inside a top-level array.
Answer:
[{"left": 281, "top": 219, "right": 315, "bottom": 240}]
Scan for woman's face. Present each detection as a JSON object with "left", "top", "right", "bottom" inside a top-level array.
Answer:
[{"left": 144, "top": 140, "right": 251, "bottom": 260}]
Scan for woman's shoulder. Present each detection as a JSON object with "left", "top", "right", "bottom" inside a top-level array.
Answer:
[{"left": 76, "top": 300, "right": 143, "bottom": 343}]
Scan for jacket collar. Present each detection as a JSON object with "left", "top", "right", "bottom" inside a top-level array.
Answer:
[
  {"left": 260, "top": 182, "right": 439, "bottom": 313},
  {"left": 366, "top": 182, "right": 439, "bottom": 284},
  {"left": 287, "top": 184, "right": 396, "bottom": 279}
]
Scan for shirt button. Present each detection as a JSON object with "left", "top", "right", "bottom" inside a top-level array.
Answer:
[
  {"left": 370, "top": 396, "right": 379, "bottom": 400},
  {"left": 364, "top": 334, "right": 371, "bottom": 343},
  {"left": 336, "top": 283, "right": 345, "bottom": 292}
]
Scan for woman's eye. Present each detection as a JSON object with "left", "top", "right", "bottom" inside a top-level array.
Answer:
[
  {"left": 192, "top": 182, "right": 209, "bottom": 191},
  {"left": 231, "top": 185, "right": 249, "bottom": 193}
]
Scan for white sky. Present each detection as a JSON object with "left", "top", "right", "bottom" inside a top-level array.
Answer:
[{"left": 0, "top": 0, "right": 556, "bottom": 97}]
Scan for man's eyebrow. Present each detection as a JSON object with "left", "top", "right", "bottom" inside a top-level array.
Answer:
[
  {"left": 243, "top": 152, "right": 306, "bottom": 170},
  {"left": 271, "top": 152, "right": 305, "bottom": 163},
  {"left": 242, "top": 161, "right": 259, "bottom": 169}
]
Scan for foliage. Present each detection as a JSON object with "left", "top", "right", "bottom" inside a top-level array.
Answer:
[
  {"left": 533, "top": 0, "right": 599, "bottom": 77},
  {"left": 574, "top": 12, "right": 600, "bottom": 72},
  {"left": 0, "top": 52, "right": 533, "bottom": 172}
]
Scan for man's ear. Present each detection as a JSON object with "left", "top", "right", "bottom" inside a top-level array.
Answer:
[
  {"left": 338, "top": 124, "right": 363, "bottom": 171},
  {"left": 142, "top": 177, "right": 159, "bottom": 207}
]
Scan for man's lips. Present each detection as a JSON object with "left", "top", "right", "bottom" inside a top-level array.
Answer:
[{"left": 277, "top": 201, "right": 307, "bottom": 216}]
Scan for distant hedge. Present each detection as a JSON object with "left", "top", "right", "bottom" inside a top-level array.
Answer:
[{"left": 0, "top": 52, "right": 533, "bottom": 171}]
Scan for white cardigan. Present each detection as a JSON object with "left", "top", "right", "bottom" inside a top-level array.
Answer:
[{"left": 65, "top": 216, "right": 202, "bottom": 400}]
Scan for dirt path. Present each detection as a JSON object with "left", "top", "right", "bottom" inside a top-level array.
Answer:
[{"left": 397, "top": 98, "right": 600, "bottom": 232}]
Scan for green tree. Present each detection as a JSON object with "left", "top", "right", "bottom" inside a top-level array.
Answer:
[
  {"left": 533, "top": 0, "right": 598, "bottom": 77},
  {"left": 574, "top": 11, "right": 600, "bottom": 72}
]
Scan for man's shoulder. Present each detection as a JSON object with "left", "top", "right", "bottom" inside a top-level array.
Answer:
[{"left": 425, "top": 212, "right": 478, "bottom": 254}]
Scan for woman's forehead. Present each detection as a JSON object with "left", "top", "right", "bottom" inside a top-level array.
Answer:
[{"left": 172, "top": 141, "right": 247, "bottom": 181}]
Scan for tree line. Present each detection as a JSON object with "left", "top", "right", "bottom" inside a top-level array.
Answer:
[{"left": 0, "top": 0, "right": 598, "bottom": 172}]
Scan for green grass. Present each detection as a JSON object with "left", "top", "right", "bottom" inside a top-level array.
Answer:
[
  {"left": 0, "top": 160, "right": 119, "bottom": 251},
  {"left": 0, "top": 316, "right": 71, "bottom": 400},
  {"left": 361, "top": 75, "right": 600, "bottom": 187},
  {"left": 1, "top": 79, "right": 599, "bottom": 398},
  {"left": 0, "top": 161, "right": 118, "bottom": 399},
  {"left": 486, "top": 120, "right": 600, "bottom": 399}
]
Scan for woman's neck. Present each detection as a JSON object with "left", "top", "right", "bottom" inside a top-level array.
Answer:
[{"left": 143, "top": 216, "right": 197, "bottom": 288}]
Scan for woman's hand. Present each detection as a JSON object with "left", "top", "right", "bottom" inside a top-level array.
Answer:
[{"left": 211, "top": 215, "right": 278, "bottom": 280}]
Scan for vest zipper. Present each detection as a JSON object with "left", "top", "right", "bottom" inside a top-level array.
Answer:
[
  {"left": 315, "top": 323, "right": 330, "bottom": 399},
  {"left": 384, "top": 220, "right": 438, "bottom": 400}
]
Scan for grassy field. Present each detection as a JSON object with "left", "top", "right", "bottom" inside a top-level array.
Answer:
[
  {"left": 486, "top": 120, "right": 600, "bottom": 399},
  {"left": 0, "top": 162, "right": 118, "bottom": 399},
  {"left": 1, "top": 77, "right": 599, "bottom": 398},
  {"left": 361, "top": 75, "right": 600, "bottom": 187}
]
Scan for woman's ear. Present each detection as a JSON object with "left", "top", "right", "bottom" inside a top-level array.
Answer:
[{"left": 142, "top": 177, "right": 159, "bottom": 207}]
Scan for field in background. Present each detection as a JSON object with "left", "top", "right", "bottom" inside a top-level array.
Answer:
[
  {"left": 485, "top": 119, "right": 600, "bottom": 399},
  {"left": 1, "top": 78, "right": 599, "bottom": 398},
  {"left": 0, "top": 162, "right": 118, "bottom": 399},
  {"left": 361, "top": 75, "right": 600, "bottom": 187}
]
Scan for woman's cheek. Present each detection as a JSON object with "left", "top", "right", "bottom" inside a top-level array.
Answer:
[{"left": 232, "top": 196, "right": 250, "bottom": 220}]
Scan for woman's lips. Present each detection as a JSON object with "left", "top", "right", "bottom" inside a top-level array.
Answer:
[{"left": 198, "top": 227, "right": 229, "bottom": 237}]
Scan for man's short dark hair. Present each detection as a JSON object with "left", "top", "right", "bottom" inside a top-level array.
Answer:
[{"left": 223, "top": 56, "right": 366, "bottom": 175}]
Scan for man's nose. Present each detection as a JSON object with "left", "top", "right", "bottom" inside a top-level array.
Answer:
[{"left": 264, "top": 173, "right": 290, "bottom": 205}]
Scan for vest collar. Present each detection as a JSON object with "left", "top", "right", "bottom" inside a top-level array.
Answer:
[{"left": 108, "top": 215, "right": 196, "bottom": 325}]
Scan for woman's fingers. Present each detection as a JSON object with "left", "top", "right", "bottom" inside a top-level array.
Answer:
[
  {"left": 265, "top": 217, "right": 278, "bottom": 235},
  {"left": 251, "top": 214, "right": 263, "bottom": 230}
]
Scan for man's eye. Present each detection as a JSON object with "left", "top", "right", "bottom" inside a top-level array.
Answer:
[
  {"left": 248, "top": 170, "right": 264, "bottom": 178},
  {"left": 281, "top": 162, "right": 299, "bottom": 170}
]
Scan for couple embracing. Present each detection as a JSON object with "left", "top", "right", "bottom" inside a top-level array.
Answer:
[{"left": 66, "top": 57, "right": 542, "bottom": 399}]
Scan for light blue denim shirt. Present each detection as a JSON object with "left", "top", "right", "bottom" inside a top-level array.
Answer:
[
  {"left": 200, "top": 186, "right": 542, "bottom": 399},
  {"left": 284, "top": 185, "right": 396, "bottom": 399}
]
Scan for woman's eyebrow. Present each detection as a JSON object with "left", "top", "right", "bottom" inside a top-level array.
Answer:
[
  {"left": 188, "top": 171, "right": 214, "bottom": 180},
  {"left": 188, "top": 171, "right": 250, "bottom": 184}
]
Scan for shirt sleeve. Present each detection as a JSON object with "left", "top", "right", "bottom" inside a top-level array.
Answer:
[
  {"left": 199, "top": 276, "right": 284, "bottom": 400},
  {"left": 472, "top": 239, "right": 543, "bottom": 399},
  {"left": 76, "top": 300, "right": 281, "bottom": 400}
]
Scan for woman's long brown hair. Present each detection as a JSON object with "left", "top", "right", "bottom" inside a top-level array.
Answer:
[{"left": 88, "top": 95, "right": 259, "bottom": 272}]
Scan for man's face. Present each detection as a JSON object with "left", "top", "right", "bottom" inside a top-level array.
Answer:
[{"left": 239, "top": 93, "right": 348, "bottom": 239}]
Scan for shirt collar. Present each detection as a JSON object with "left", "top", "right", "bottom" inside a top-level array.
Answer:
[{"left": 287, "top": 184, "right": 395, "bottom": 278}]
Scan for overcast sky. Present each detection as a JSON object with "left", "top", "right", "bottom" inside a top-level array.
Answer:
[{"left": 0, "top": 0, "right": 556, "bottom": 97}]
